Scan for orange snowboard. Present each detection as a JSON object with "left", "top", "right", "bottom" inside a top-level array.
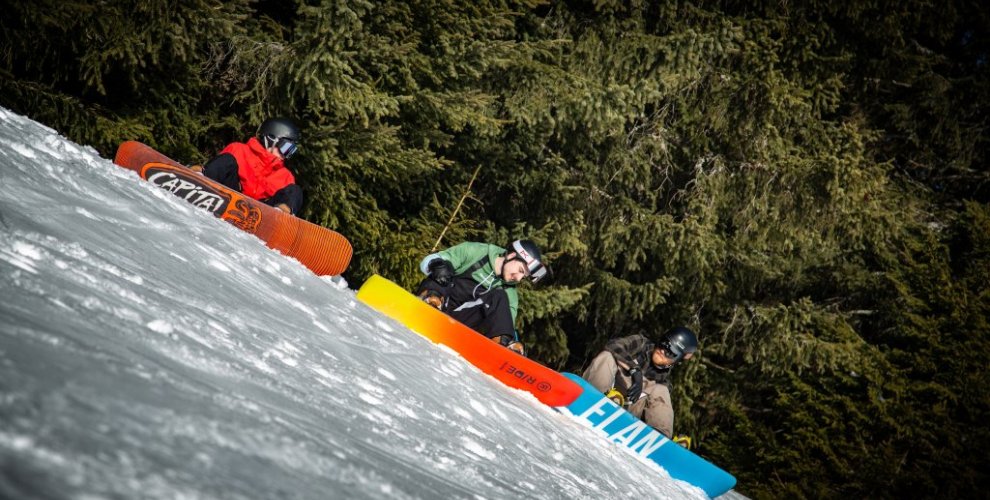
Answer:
[
  {"left": 114, "top": 141, "right": 352, "bottom": 276},
  {"left": 356, "top": 275, "right": 583, "bottom": 407}
]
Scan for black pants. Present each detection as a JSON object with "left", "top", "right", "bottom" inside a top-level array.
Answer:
[
  {"left": 417, "top": 276, "right": 514, "bottom": 338},
  {"left": 263, "top": 184, "right": 303, "bottom": 215},
  {"left": 203, "top": 154, "right": 303, "bottom": 214}
]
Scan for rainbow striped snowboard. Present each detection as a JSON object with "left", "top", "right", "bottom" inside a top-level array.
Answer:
[{"left": 355, "top": 274, "right": 582, "bottom": 407}]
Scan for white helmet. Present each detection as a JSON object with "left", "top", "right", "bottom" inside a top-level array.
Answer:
[{"left": 507, "top": 239, "right": 548, "bottom": 284}]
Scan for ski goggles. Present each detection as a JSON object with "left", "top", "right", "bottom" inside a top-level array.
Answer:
[
  {"left": 265, "top": 135, "right": 299, "bottom": 159},
  {"left": 659, "top": 342, "right": 689, "bottom": 363},
  {"left": 275, "top": 137, "right": 298, "bottom": 159}
]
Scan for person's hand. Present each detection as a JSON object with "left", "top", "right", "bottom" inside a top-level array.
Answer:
[
  {"left": 427, "top": 259, "right": 455, "bottom": 287},
  {"left": 626, "top": 366, "right": 643, "bottom": 403}
]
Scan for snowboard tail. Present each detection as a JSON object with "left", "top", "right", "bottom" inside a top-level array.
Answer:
[
  {"left": 114, "top": 141, "right": 352, "bottom": 276},
  {"left": 558, "top": 373, "right": 737, "bottom": 497}
]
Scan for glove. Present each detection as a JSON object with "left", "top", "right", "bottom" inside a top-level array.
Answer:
[
  {"left": 626, "top": 366, "right": 644, "bottom": 403},
  {"left": 427, "top": 259, "right": 455, "bottom": 287}
]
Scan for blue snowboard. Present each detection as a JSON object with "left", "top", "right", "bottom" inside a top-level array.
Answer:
[{"left": 556, "top": 373, "right": 736, "bottom": 497}]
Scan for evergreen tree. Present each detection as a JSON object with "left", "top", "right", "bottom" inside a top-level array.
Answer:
[
  {"left": 0, "top": 0, "right": 277, "bottom": 157},
  {"left": 2, "top": 0, "right": 987, "bottom": 497}
]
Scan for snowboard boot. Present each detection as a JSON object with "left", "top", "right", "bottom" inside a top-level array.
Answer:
[
  {"left": 672, "top": 435, "right": 692, "bottom": 449},
  {"left": 418, "top": 289, "right": 444, "bottom": 310},
  {"left": 491, "top": 335, "right": 526, "bottom": 357},
  {"left": 604, "top": 388, "right": 626, "bottom": 407},
  {"left": 506, "top": 340, "right": 525, "bottom": 357}
]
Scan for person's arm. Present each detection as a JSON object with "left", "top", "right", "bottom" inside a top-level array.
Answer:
[
  {"left": 506, "top": 287, "right": 519, "bottom": 324},
  {"left": 263, "top": 167, "right": 296, "bottom": 196},
  {"left": 604, "top": 334, "right": 649, "bottom": 367},
  {"left": 419, "top": 253, "right": 444, "bottom": 274},
  {"left": 419, "top": 242, "right": 480, "bottom": 274},
  {"left": 202, "top": 153, "right": 238, "bottom": 177},
  {"left": 419, "top": 243, "right": 472, "bottom": 287}
]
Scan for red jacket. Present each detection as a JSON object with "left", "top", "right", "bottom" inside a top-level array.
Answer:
[{"left": 221, "top": 137, "right": 296, "bottom": 200}]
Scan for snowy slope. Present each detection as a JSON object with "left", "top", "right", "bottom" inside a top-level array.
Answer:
[{"left": 0, "top": 108, "right": 715, "bottom": 499}]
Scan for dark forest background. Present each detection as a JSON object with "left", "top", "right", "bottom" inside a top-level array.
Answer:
[{"left": 3, "top": 0, "right": 988, "bottom": 497}]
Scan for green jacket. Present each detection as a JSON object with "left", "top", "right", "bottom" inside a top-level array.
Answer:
[{"left": 421, "top": 242, "right": 519, "bottom": 322}]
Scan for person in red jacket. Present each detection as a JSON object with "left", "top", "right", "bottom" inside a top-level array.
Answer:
[{"left": 194, "top": 117, "right": 303, "bottom": 215}]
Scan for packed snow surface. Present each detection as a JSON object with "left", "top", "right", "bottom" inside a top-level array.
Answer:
[{"left": 0, "top": 109, "right": 714, "bottom": 499}]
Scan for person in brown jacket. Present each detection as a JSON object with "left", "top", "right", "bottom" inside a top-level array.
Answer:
[{"left": 581, "top": 327, "right": 698, "bottom": 438}]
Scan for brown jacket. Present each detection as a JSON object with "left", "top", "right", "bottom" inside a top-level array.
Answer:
[
  {"left": 582, "top": 334, "right": 676, "bottom": 437},
  {"left": 604, "top": 334, "right": 673, "bottom": 387}
]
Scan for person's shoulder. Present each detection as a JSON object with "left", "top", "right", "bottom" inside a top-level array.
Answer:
[
  {"left": 629, "top": 334, "right": 651, "bottom": 350},
  {"left": 452, "top": 241, "right": 491, "bottom": 248},
  {"left": 435, "top": 242, "right": 477, "bottom": 265},
  {"left": 482, "top": 242, "right": 508, "bottom": 258},
  {"left": 444, "top": 241, "right": 491, "bottom": 255},
  {"left": 205, "top": 151, "right": 238, "bottom": 169},
  {"left": 607, "top": 333, "right": 650, "bottom": 351},
  {"left": 614, "top": 333, "right": 648, "bottom": 343},
  {"left": 218, "top": 140, "right": 251, "bottom": 156}
]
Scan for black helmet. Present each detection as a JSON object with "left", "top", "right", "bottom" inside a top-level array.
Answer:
[
  {"left": 658, "top": 326, "right": 698, "bottom": 363},
  {"left": 506, "top": 239, "right": 549, "bottom": 284},
  {"left": 257, "top": 117, "right": 301, "bottom": 159}
]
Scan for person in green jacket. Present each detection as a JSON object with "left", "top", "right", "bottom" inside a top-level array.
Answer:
[{"left": 417, "top": 240, "right": 549, "bottom": 355}]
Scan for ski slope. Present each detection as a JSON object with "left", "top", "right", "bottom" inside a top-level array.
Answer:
[{"left": 0, "top": 109, "right": 728, "bottom": 499}]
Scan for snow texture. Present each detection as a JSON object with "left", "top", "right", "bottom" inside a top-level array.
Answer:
[{"left": 0, "top": 108, "right": 730, "bottom": 499}]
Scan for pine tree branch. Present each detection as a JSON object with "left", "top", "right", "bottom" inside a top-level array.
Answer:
[{"left": 432, "top": 164, "right": 482, "bottom": 252}]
